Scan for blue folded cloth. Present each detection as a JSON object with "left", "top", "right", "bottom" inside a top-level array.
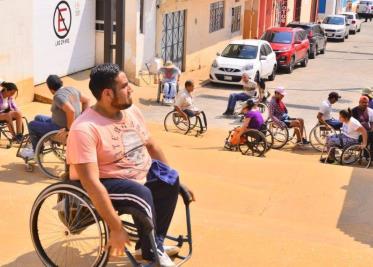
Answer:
[{"left": 147, "top": 160, "right": 179, "bottom": 185}]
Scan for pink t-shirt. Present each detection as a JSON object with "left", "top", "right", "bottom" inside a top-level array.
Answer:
[{"left": 66, "top": 105, "right": 152, "bottom": 181}]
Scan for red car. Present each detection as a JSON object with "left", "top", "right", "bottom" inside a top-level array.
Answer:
[{"left": 261, "top": 27, "right": 310, "bottom": 73}]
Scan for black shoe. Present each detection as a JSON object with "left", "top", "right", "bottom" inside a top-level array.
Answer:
[
  {"left": 320, "top": 157, "right": 335, "bottom": 164},
  {"left": 222, "top": 111, "right": 233, "bottom": 116},
  {"left": 301, "top": 138, "right": 310, "bottom": 145}
]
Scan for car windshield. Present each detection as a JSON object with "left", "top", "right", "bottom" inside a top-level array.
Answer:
[
  {"left": 323, "top": 16, "right": 345, "bottom": 25},
  {"left": 342, "top": 14, "right": 354, "bottom": 19},
  {"left": 287, "top": 24, "right": 311, "bottom": 33},
  {"left": 262, "top": 31, "right": 293, "bottom": 44},
  {"left": 221, "top": 44, "right": 258, "bottom": 59},
  {"left": 360, "top": 1, "right": 373, "bottom": 4}
]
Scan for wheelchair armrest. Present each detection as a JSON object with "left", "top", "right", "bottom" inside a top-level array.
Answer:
[{"left": 179, "top": 184, "right": 193, "bottom": 206}]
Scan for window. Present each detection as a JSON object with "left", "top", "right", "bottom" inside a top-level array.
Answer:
[
  {"left": 231, "top": 6, "right": 241, "bottom": 32},
  {"left": 210, "top": 1, "right": 225, "bottom": 33},
  {"left": 221, "top": 44, "right": 258, "bottom": 59},
  {"left": 264, "top": 44, "right": 273, "bottom": 55},
  {"left": 260, "top": 45, "right": 267, "bottom": 57},
  {"left": 140, "top": 0, "right": 144, "bottom": 34},
  {"left": 262, "top": 31, "right": 293, "bottom": 44},
  {"left": 96, "top": 0, "right": 116, "bottom": 31}
]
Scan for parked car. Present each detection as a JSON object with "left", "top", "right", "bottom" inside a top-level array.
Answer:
[
  {"left": 261, "top": 27, "right": 310, "bottom": 74},
  {"left": 340, "top": 12, "right": 363, "bottom": 34},
  {"left": 321, "top": 15, "right": 349, "bottom": 42},
  {"left": 287, "top": 22, "right": 327, "bottom": 59},
  {"left": 356, "top": 0, "right": 373, "bottom": 21},
  {"left": 209, "top": 40, "right": 277, "bottom": 85}
]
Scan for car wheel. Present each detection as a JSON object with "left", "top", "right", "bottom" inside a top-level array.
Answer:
[
  {"left": 358, "top": 25, "right": 361, "bottom": 32},
  {"left": 341, "top": 37, "right": 345, "bottom": 42},
  {"left": 345, "top": 33, "right": 349, "bottom": 39},
  {"left": 286, "top": 57, "right": 295, "bottom": 74},
  {"left": 310, "top": 46, "right": 317, "bottom": 59},
  {"left": 301, "top": 53, "right": 308, "bottom": 67},
  {"left": 268, "top": 65, "right": 277, "bottom": 81}
]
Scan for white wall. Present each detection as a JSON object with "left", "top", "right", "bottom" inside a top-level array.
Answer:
[{"left": 0, "top": 0, "right": 34, "bottom": 104}]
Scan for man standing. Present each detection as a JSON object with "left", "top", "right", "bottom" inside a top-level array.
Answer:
[
  {"left": 67, "top": 63, "right": 187, "bottom": 266},
  {"left": 317, "top": 92, "right": 343, "bottom": 130}
]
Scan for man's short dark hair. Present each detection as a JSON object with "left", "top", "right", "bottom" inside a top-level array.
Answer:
[
  {"left": 328, "top": 92, "right": 341, "bottom": 100},
  {"left": 89, "top": 63, "right": 120, "bottom": 100},
  {"left": 185, "top": 80, "right": 194, "bottom": 88},
  {"left": 46, "top": 75, "right": 63, "bottom": 91}
]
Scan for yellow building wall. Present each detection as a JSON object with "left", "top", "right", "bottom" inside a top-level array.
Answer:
[
  {"left": 156, "top": 0, "right": 244, "bottom": 72},
  {"left": 300, "top": 0, "right": 313, "bottom": 22}
]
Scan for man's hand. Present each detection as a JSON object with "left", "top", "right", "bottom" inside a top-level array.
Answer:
[
  {"left": 360, "top": 143, "right": 368, "bottom": 149},
  {"left": 106, "top": 228, "right": 131, "bottom": 256},
  {"left": 54, "top": 128, "right": 68, "bottom": 145}
]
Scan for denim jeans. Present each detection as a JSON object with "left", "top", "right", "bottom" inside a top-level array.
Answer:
[
  {"left": 162, "top": 82, "right": 177, "bottom": 99},
  {"left": 226, "top": 92, "right": 250, "bottom": 112},
  {"left": 28, "top": 115, "right": 61, "bottom": 150}
]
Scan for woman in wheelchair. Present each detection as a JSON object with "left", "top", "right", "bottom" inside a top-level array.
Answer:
[
  {"left": 268, "top": 87, "right": 309, "bottom": 145},
  {"left": 158, "top": 61, "right": 181, "bottom": 104},
  {"left": 0, "top": 82, "right": 23, "bottom": 142},
  {"left": 322, "top": 109, "right": 368, "bottom": 164},
  {"left": 64, "top": 64, "right": 193, "bottom": 267}
]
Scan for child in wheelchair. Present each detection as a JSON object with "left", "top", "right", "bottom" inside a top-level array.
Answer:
[
  {"left": 175, "top": 80, "right": 207, "bottom": 133},
  {"left": 224, "top": 99, "right": 265, "bottom": 150},
  {"left": 0, "top": 81, "right": 24, "bottom": 143}
]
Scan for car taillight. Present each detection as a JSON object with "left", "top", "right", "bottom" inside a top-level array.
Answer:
[
  {"left": 308, "top": 31, "right": 313, "bottom": 38},
  {"left": 371, "top": 6, "right": 373, "bottom": 9},
  {"left": 352, "top": 20, "right": 356, "bottom": 24}
]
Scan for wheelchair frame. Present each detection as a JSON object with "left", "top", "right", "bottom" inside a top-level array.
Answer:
[
  {"left": 0, "top": 116, "right": 28, "bottom": 149},
  {"left": 309, "top": 123, "right": 339, "bottom": 152},
  {"left": 30, "top": 181, "right": 193, "bottom": 267},
  {"left": 164, "top": 108, "right": 207, "bottom": 136},
  {"left": 157, "top": 82, "right": 180, "bottom": 105},
  {"left": 266, "top": 119, "right": 306, "bottom": 149}
]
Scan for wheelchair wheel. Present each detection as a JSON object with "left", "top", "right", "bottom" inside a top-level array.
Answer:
[
  {"left": 164, "top": 110, "right": 191, "bottom": 135},
  {"left": 30, "top": 185, "right": 109, "bottom": 267},
  {"left": 262, "top": 129, "right": 274, "bottom": 151},
  {"left": 258, "top": 103, "right": 269, "bottom": 121},
  {"left": 309, "top": 124, "right": 336, "bottom": 152},
  {"left": 239, "top": 130, "right": 267, "bottom": 157},
  {"left": 267, "top": 121, "right": 289, "bottom": 149},
  {"left": 340, "top": 145, "right": 371, "bottom": 168},
  {"left": 35, "top": 130, "right": 67, "bottom": 180}
]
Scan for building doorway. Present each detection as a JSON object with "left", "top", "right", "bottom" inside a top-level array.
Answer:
[
  {"left": 294, "top": 0, "right": 302, "bottom": 21},
  {"left": 243, "top": 0, "right": 259, "bottom": 39},
  {"left": 310, "top": 0, "right": 319, "bottom": 22}
]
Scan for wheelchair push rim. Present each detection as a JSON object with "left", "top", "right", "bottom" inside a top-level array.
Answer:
[
  {"left": 340, "top": 145, "right": 372, "bottom": 168},
  {"left": 30, "top": 189, "right": 109, "bottom": 267},
  {"left": 267, "top": 121, "right": 289, "bottom": 149},
  {"left": 164, "top": 110, "right": 192, "bottom": 135},
  {"left": 309, "top": 124, "right": 336, "bottom": 152},
  {"left": 239, "top": 130, "right": 267, "bottom": 157}
]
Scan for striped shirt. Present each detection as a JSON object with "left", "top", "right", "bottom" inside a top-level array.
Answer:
[{"left": 268, "top": 97, "right": 287, "bottom": 126}]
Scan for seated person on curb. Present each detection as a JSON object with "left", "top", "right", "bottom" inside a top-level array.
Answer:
[
  {"left": 21, "top": 75, "right": 90, "bottom": 158},
  {"left": 0, "top": 82, "right": 23, "bottom": 142},
  {"left": 268, "top": 87, "right": 309, "bottom": 145},
  {"left": 158, "top": 61, "right": 181, "bottom": 104},
  {"left": 322, "top": 109, "right": 368, "bottom": 164},
  {"left": 231, "top": 99, "right": 265, "bottom": 145},
  {"left": 317, "top": 92, "right": 343, "bottom": 130},
  {"left": 362, "top": 87, "right": 373, "bottom": 109},
  {"left": 174, "top": 80, "right": 207, "bottom": 131},
  {"left": 352, "top": 96, "right": 373, "bottom": 149},
  {"left": 66, "top": 63, "right": 195, "bottom": 267},
  {"left": 222, "top": 73, "right": 264, "bottom": 116}
]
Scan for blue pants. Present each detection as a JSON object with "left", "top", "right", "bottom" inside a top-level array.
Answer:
[
  {"left": 163, "top": 82, "right": 177, "bottom": 99},
  {"left": 71, "top": 176, "right": 179, "bottom": 261},
  {"left": 28, "top": 115, "right": 61, "bottom": 150},
  {"left": 226, "top": 93, "right": 250, "bottom": 112},
  {"left": 325, "top": 119, "right": 342, "bottom": 130}
]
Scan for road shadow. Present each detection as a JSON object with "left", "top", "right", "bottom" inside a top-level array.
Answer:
[
  {"left": 337, "top": 167, "right": 373, "bottom": 247},
  {"left": 138, "top": 97, "right": 171, "bottom": 108},
  {"left": 0, "top": 162, "right": 52, "bottom": 185}
]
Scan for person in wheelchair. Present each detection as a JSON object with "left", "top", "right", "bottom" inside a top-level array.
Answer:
[
  {"left": 222, "top": 72, "right": 265, "bottom": 116},
  {"left": 21, "top": 75, "right": 90, "bottom": 159},
  {"left": 317, "top": 92, "right": 343, "bottom": 130},
  {"left": 233, "top": 99, "right": 265, "bottom": 143},
  {"left": 67, "top": 64, "right": 194, "bottom": 267},
  {"left": 352, "top": 96, "right": 373, "bottom": 151},
  {"left": 174, "top": 80, "right": 207, "bottom": 132},
  {"left": 362, "top": 87, "right": 373, "bottom": 109},
  {"left": 158, "top": 60, "right": 181, "bottom": 105},
  {"left": 0, "top": 82, "right": 23, "bottom": 142},
  {"left": 268, "top": 87, "right": 310, "bottom": 145},
  {"left": 322, "top": 109, "right": 368, "bottom": 164}
]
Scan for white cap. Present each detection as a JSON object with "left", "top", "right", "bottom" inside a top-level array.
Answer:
[{"left": 275, "top": 86, "right": 286, "bottom": 96}]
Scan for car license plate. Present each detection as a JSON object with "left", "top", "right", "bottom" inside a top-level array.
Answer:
[
  {"left": 327, "top": 33, "right": 333, "bottom": 37},
  {"left": 224, "top": 76, "right": 232, "bottom": 81}
]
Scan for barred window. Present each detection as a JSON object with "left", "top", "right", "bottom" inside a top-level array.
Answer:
[
  {"left": 209, "top": 1, "right": 225, "bottom": 33},
  {"left": 231, "top": 6, "right": 241, "bottom": 33}
]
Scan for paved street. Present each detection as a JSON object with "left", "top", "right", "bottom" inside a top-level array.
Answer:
[{"left": 140, "top": 20, "right": 373, "bottom": 132}]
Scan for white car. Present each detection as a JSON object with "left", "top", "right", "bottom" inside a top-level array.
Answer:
[
  {"left": 321, "top": 15, "right": 349, "bottom": 42},
  {"left": 341, "top": 12, "right": 363, "bottom": 34},
  {"left": 209, "top": 40, "right": 277, "bottom": 85},
  {"left": 357, "top": 0, "right": 373, "bottom": 21}
]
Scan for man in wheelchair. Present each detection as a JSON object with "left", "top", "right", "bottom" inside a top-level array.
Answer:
[
  {"left": 174, "top": 80, "right": 207, "bottom": 133},
  {"left": 67, "top": 64, "right": 192, "bottom": 266},
  {"left": 352, "top": 96, "right": 373, "bottom": 152},
  {"left": 158, "top": 61, "right": 181, "bottom": 105},
  {"left": 268, "top": 87, "right": 310, "bottom": 145},
  {"left": 322, "top": 109, "right": 368, "bottom": 164},
  {"left": 317, "top": 92, "right": 343, "bottom": 130}
]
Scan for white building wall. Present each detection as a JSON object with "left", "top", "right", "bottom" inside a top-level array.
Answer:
[{"left": 0, "top": 0, "right": 34, "bottom": 104}]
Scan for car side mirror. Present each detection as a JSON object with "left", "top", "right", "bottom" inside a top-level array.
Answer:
[
  {"left": 260, "top": 55, "right": 267, "bottom": 60},
  {"left": 216, "top": 52, "right": 221, "bottom": 56}
]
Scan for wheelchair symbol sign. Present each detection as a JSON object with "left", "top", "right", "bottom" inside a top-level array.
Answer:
[{"left": 53, "top": 1, "right": 72, "bottom": 39}]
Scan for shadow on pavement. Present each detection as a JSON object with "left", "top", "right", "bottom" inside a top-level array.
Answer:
[
  {"left": 0, "top": 162, "right": 51, "bottom": 185},
  {"left": 337, "top": 167, "right": 373, "bottom": 247}
]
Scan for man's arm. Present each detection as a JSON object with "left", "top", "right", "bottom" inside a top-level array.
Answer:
[
  {"left": 61, "top": 102, "right": 76, "bottom": 130},
  {"left": 357, "top": 127, "right": 368, "bottom": 148},
  {"left": 80, "top": 95, "right": 90, "bottom": 111},
  {"left": 317, "top": 112, "right": 330, "bottom": 128},
  {"left": 74, "top": 163, "right": 130, "bottom": 254},
  {"left": 145, "top": 137, "right": 168, "bottom": 164}
]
